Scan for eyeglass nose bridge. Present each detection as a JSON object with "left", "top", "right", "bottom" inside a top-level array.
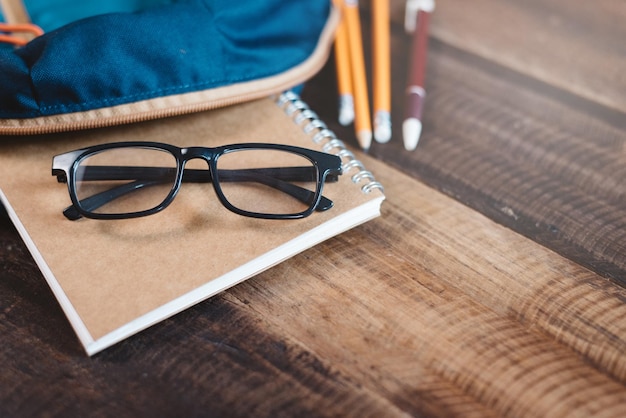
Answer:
[
  {"left": 177, "top": 147, "right": 217, "bottom": 186},
  {"left": 179, "top": 146, "right": 218, "bottom": 161}
]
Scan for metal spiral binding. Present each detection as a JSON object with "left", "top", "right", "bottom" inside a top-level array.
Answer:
[{"left": 275, "top": 91, "right": 384, "bottom": 194}]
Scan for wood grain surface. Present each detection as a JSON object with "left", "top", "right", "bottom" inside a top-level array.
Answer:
[
  {"left": 2, "top": 0, "right": 626, "bottom": 416},
  {"left": 308, "top": 0, "right": 626, "bottom": 282}
]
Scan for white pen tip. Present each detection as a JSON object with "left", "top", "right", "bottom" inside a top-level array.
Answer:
[
  {"left": 374, "top": 111, "right": 392, "bottom": 143},
  {"left": 402, "top": 118, "right": 422, "bottom": 150},
  {"left": 357, "top": 130, "right": 372, "bottom": 151}
]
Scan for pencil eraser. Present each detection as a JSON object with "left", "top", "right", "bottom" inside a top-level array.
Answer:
[
  {"left": 374, "top": 111, "right": 392, "bottom": 143},
  {"left": 338, "top": 95, "right": 355, "bottom": 126}
]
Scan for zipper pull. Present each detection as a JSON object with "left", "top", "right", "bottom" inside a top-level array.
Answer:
[{"left": 0, "top": 22, "right": 43, "bottom": 46}]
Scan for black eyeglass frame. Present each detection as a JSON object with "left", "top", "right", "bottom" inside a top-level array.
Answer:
[{"left": 52, "top": 141, "right": 343, "bottom": 220}]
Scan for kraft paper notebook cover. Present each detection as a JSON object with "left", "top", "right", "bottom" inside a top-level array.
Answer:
[{"left": 0, "top": 93, "right": 385, "bottom": 355}]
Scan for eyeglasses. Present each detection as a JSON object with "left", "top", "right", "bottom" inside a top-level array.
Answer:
[{"left": 52, "top": 142, "right": 342, "bottom": 220}]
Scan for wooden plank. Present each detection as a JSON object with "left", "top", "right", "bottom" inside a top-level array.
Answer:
[
  {"left": 2, "top": 0, "right": 626, "bottom": 415},
  {"left": 227, "top": 156, "right": 626, "bottom": 416},
  {"left": 383, "top": 40, "right": 626, "bottom": 281},
  {"left": 0, "top": 217, "right": 403, "bottom": 416},
  {"left": 3, "top": 156, "right": 626, "bottom": 415},
  {"left": 383, "top": 0, "right": 626, "bottom": 113},
  {"left": 303, "top": 0, "right": 626, "bottom": 282}
]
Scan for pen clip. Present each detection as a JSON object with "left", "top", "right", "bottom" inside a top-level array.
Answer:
[
  {"left": 405, "top": 0, "right": 435, "bottom": 33},
  {"left": 0, "top": 22, "right": 44, "bottom": 46}
]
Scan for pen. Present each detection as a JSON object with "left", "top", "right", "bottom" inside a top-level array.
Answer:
[
  {"left": 372, "top": 0, "right": 391, "bottom": 143},
  {"left": 333, "top": 0, "right": 355, "bottom": 126},
  {"left": 344, "top": 0, "right": 372, "bottom": 151},
  {"left": 403, "top": 0, "right": 434, "bottom": 151}
]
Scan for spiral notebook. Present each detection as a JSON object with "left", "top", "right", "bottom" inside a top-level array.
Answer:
[{"left": 0, "top": 92, "right": 385, "bottom": 355}]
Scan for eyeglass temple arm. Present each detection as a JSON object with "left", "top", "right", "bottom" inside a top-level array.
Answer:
[
  {"left": 59, "top": 166, "right": 338, "bottom": 220},
  {"left": 62, "top": 165, "right": 339, "bottom": 183}
]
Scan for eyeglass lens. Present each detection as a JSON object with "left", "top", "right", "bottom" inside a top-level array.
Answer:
[
  {"left": 74, "top": 147, "right": 178, "bottom": 215},
  {"left": 216, "top": 149, "right": 319, "bottom": 216}
]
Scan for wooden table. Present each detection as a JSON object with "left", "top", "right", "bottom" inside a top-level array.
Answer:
[{"left": 2, "top": 0, "right": 625, "bottom": 416}]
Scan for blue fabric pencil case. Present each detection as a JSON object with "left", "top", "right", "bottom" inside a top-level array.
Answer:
[{"left": 0, "top": 0, "right": 338, "bottom": 134}]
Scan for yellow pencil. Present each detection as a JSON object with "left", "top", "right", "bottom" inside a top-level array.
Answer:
[
  {"left": 372, "top": 0, "right": 391, "bottom": 143},
  {"left": 343, "top": 0, "right": 372, "bottom": 151},
  {"left": 333, "top": 0, "right": 354, "bottom": 126}
]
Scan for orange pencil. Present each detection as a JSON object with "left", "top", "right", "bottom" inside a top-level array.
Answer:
[
  {"left": 343, "top": 0, "right": 372, "bottom": 151},
  {"left": 332, "top": 0, "right": 354, "bottom": 126},
  {"left": 372, "top": 0, "right": 391, "bottom": 143}
]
